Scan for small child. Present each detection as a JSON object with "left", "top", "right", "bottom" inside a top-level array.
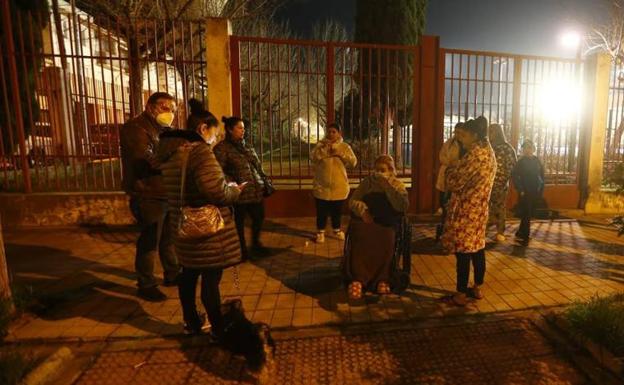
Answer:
[
  {"left": 344, "top": 155, "right": 409, "bottom": 299},
  {"left": 512, "top": 140, "right": 544, "bottom": 245}
]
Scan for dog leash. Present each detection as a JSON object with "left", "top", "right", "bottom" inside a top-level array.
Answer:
[{"left": 233, "top": 264, "right": 241, "bottom": 293}]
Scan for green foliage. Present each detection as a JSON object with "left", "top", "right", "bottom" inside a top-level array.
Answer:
[
  {"left": 0, "top": 349, "right": 37, "bottom": 385},
  {"left": 564, "top": 293, "right": 624, "bottom": 357},
  {"left": 355, "top": 0, "right": 427, "bottom": 45},
  {"left": 605, "top": 163, "right": 624, "bottom": 235},
  {"left": 0, "top": 0, "right": 49, "bottom": 154},
  {"left": 349, "top": 0, "right": 427, "bottom": 139}
]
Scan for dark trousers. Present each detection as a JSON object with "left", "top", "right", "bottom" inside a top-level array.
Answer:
[
  {"left": 315, "top": 198, "right": 344, "bottom": 231},
  {"left": 455, "top": 249, "right": 486, "bottom": 294},
  {"left": 178, "top": 267, "right": 224, "bottom": 335},
  {"left": 517, "top": 192, "right": 538, "bottom": 240},
  {"left": 129, "top": 196, "right": 179, "bottom": 289},
  {"left": 234, "top": 202, "right": 265, "bottom": 256}
]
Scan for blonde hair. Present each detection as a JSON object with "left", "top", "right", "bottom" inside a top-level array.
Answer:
[{"left": 374, "top": 155, "right": 396, "bottom": 174}]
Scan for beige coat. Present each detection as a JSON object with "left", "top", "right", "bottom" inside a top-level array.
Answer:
[
  {"left": 311, "top": 138, "right": 357, "bottom": 201},
  {"left": 436, "top": 137, "right": 462, "bottom": 192}
]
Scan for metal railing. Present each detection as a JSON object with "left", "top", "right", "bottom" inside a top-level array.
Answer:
[
  {"left": 230, "top": 36, "right": 418, "bottom": 187},
  {"left": 0, "top": 3, "right": 206, "bottom": 192},
  {"left": 443, "top": 49, "right": 581, "bottom": 185},
  {"left": 605, "top": 62, "right": 624, "bottom": 180}
]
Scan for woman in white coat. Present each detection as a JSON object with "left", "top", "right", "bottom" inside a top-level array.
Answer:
[{"left": 311, "top": 123, "right": 357, "bottom": 243}]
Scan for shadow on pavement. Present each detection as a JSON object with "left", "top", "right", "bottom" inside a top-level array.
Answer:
[{"left": 5, "top": 243, "right": 175, "bottom": 337}]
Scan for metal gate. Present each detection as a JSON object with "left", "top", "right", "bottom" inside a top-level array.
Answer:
[
  {"left": 229, "top": 35, "right": 444, "bottom": 213},
  {"left": 0, "top": 3, "right": 206, "bottom": 192},
  {"left": 443, "top": 49, "right": 582, "bottom": 186}
]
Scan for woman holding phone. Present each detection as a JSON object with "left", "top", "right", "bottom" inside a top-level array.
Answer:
[{"left": 214, "top": 116, "right": 270, "bottom": 260}]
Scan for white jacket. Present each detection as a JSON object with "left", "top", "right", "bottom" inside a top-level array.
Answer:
[{"left": 311, "top": 138, "right": 357, "bottom": 200}]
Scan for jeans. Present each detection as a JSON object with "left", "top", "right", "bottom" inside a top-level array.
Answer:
[
  {"left": 455, "top": 249, "right": 486, "bottom": 294},
  {"left": 234, "top": 202, "right": 265, "bottom": 256},
  {"left": 178, "top": 267, "right": 223, "bottom": 334},
  {"left": 129, "top": 196, "right": 179, "bottom": 289},
  {"left": 517, "top": 192, "right": 538, "bottom": 240},
  {"left": 315, "top": 198, "right": 344, "bottom": 231}
]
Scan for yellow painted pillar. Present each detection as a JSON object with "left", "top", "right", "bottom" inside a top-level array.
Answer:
[
  {"left": 205, "top": 18, "right": 233, "bottom": 138},
  {"left": 584, "top": 53, "right": 611, "bottom": 213}
]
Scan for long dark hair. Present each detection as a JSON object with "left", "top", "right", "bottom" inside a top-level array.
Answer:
[
  {"left": 462, "top": 116, "right": 489, "bottom": 141},
  {"left": 222, "top": 115, "right": 244, "bottom": 141},
  {"left": 187, "top": 99, "right": 218, "bottom": 132}
]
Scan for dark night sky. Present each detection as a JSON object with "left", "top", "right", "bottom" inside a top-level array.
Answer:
[{"left": 275, "top": 0, "right": 610, "bottom": 58}]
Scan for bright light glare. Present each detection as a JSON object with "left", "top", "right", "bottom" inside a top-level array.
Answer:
[
  {"left": 538, "top": 77, "right": 581, "bottom": 123},
  {"left": 560, "top": 31, "right": 581, "bottom": 49}
]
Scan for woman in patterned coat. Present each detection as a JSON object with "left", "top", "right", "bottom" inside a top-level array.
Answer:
[
  {"left": 441, "top": 116, "right": 497, "bottom": 306},
  {"left": 488, "top": 124, "right": 517, "bottom": 242}
]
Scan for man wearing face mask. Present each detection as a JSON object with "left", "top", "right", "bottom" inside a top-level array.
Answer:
[{"left": 120, "top": 92, "right": 180, "bottom": 302}]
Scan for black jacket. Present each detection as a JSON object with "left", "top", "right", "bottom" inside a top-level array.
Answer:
[
  {"left": 120, "top": 112, "right": 168, "bottom": 198},
  {"left": 512, "top": 155, "right": 544, "bottom": 194}
]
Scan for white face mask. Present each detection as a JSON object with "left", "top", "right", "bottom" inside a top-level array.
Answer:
[
  {"left": 155, "top": 112, "right": 175, "bottom": 127},
  {"left": 376, "top": 170, "right": 393, "bottom": 179},
  {"left": 205, "top": 133, "right": 217, "bottom": 145}
]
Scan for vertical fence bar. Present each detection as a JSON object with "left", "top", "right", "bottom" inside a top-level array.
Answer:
[
  {"left": 510, "top": 59, "right": 522, "bottom": 149},
  {"left": 1, "top": 0, "right": 31, "bottom": 192},
  {"left": 326, "top": 42, "right": 335, "bottom": 124}
]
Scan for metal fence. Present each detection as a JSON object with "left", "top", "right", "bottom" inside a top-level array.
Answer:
[
  {"left": 1, "top": 2, "right": 588, "bottom": 195},
  {"left": 443, "top": 49, "right": 581, "bottom": 185},
  {"left": 230, "top": 36, "right": 417, "bottom": 188},
  {"left": 0, "top": 3, "right": 206, "bottom": 192},
  {"left": 605, "top": 62, "right": 624, "bottom": 180}
]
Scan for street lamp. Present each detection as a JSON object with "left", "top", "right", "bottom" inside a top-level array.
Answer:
[{"left": 560, "top": 30, "right": 581, "bottom": 52}]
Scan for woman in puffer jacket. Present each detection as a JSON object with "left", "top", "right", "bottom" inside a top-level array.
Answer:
[
  {"left": 157, "top": 99, "right": 245, "bottom": 335},
  {"left": 310, "top": 122, "right": 357, "bottom": 243}
]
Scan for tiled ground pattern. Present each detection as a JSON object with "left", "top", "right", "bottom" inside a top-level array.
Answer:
[
  {"left": 4, "top": 218, "right": 624, "bottom": 340},
  {"left": 74, "top": 319, "right": 586, "bottom": 385}
]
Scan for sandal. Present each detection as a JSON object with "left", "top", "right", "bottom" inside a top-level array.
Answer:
[
  {"left": 348, "top": 281, "right": 363, "bottom": 300},
  {"left": 440, "top": 293, "right": 468, "bottom": 307},
  {"left": 377, "top": 281, "right": 391, "bottom": 295}
]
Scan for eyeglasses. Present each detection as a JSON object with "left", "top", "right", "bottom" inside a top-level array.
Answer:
[{"left": 155, "top": 101, "right": 177, "bottom": 113}]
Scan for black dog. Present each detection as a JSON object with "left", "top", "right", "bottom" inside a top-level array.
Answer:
[{"left": 220, "top": 299, "right": 275, "bottom": 376}]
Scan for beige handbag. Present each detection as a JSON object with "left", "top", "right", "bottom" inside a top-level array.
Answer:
[{"left": 177, "top": 145, "right": 224, "bottom": 240}]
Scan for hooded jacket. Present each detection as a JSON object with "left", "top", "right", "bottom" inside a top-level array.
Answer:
[
  {"left": 157, "top": 130, "right": 242, "bottom": 269},
  {"left": 311, "top": 137, "right": 357, "bottom": 201}
]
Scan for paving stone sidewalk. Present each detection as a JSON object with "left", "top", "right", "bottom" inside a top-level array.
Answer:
[
  {"left": 73, "top": 318, "right": 587, "bottom": 385},
  {"left": 4, "top": 217, "right": 624, "bottom": 341}
]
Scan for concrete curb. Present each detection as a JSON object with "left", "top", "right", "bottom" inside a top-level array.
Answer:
[{"left": 20, "top": 347, "right": 73, "bottom": 385}]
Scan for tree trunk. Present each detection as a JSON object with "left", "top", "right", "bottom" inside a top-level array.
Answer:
[
  {"left": 127, "top": 31, "right": 144, "bottom": 116},
  {"left": 0, "top": 216, "right": 11, "bottom": 303}
]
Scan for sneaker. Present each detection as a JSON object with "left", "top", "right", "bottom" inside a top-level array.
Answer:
[
  {"left": 183, "top": 314, "right": 209, "bottom": 335},
  {"left": 470, "top": 285, "right": 484, "bottom": 299},
  {"left": 315, "top": 232, "right": 325, "bottom": 243},
  {"left": 137, "top": 286, "right": 167, "bottom": 302},
  {"left": 495, "top": 233, "right": 506, "bottom": 242},
  {"left": 333, "top": 229, "right": 345, "bottom": 240}
]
